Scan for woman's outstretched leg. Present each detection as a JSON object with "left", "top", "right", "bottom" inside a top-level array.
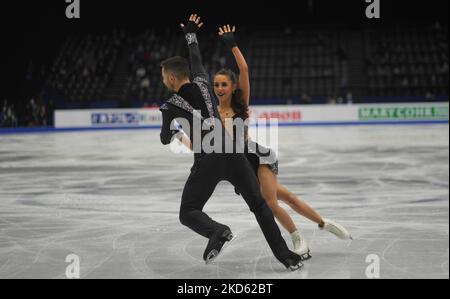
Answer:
[
  {"left": 276, "top": 184, "right": 325, "bottom": 226},
  {"left": 276, "top": 184, "right": 352, "bottom": 240}
]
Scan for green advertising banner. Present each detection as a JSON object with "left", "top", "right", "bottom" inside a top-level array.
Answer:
[{"left": 359, "top": 105, "right": 449, "bottom": 121}]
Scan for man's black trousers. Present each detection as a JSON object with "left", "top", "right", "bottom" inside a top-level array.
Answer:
[{"left": 179, "top": 153, "right": 291, "bottom": 263}]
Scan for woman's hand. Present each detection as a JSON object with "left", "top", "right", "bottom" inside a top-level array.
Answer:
[{"left": 218, "top": 24, "right": 237, "bottom": 49}]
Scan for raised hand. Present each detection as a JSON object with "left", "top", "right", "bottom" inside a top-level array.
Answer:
[
  {"left": 218, "top": 24, "right": 237, "bottom": 49},
  {"left": 180, "top": 14, "right": 204, "bottom": 35}
]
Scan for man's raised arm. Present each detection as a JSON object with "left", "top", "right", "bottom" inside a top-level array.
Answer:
[{"left": 181, "top": 14, "right": 208, "bottom": 81}]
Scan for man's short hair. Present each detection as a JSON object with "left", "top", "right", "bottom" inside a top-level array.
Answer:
[{"left": 160, "top": 56, "right": 190, "bottom": 80}]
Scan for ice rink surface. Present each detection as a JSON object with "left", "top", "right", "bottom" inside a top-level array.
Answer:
[{"left": 0, "top": 124, "right": 448, "bottom": 279}]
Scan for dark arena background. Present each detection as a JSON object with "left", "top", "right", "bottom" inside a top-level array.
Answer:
[{"left": 0, "top": 0, "right": 448, "bottom": 284}]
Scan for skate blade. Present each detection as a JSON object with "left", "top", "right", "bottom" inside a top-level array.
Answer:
[
  {"left": 288, "top": 262, "right": 304, "bottom": 272},
  {"left": 299, "top": 252, "right": 312, "bottom": 262},
  {"left": 294, "top": 248, "right": 312, "bottom": 262},
  {"left": 205, "top": 250, "right": 219, "bottom": 265},
  {"left": 205, "top": 234, "right": 237, "bottom": 265}
]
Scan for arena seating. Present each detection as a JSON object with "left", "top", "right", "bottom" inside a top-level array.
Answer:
[{"left": 366, "top": 25, "right": 449, "bottom": 98}]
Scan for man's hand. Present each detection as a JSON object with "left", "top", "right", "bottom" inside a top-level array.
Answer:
[
  {"left": 218, "top": 24, "right": 237, "bottom": 49},
  {"left": 180, "top": 14, "right": 204, "bottom": 35}
]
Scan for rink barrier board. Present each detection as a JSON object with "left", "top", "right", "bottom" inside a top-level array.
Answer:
[
  {"left": 0, "top": 120, "right": 448, "bottom": 135},
  {"left": 52, "top": 103, "right": 449, "bottom": 129},
  {"left": 1, "top": 103, "right": 448, "bottom": 134}
]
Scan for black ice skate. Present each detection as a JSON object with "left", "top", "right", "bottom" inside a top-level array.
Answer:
[
  {"left": 280, "top": 251, "right": 304, "bottom": 271},
  {"left": 203, "top": 228, "right": 235, "bottom": 265}
]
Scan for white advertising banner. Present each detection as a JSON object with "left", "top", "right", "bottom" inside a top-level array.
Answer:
[
  {"left": 55, "top": 108, "right": 162, "bottom": 128},
  {"left": 54, "top": 103, "right": 448, "bottom": 129},
  {"left": 249, "top": 105, "right": 358, "bottom": 123}
]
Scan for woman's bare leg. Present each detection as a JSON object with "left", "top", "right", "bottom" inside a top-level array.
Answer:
[
  {"left": 276, "top": 184, "right": 353, "bottom": 240},
  {"left": 258, "top": 166, "right": 297, "bottom": 234},
  {"left": 276, "top": 184, "right": 325, "bottom": 227}
]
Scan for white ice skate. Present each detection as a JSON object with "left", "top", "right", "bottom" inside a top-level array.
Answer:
[
  {"left": 321, "top": 218, "right": 353, "bottom": 240},
  {"left": 291, "top": 230, "right": 312, "bottom": 261}
]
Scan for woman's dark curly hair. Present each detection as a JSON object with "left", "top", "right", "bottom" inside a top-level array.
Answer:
[{"left": 215, "top": 69, "right": 249, "bottom": 120}]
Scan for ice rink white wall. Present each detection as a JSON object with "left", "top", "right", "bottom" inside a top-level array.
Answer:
[{"left": 54, "top": 103, "right": 449, "bottom": 129}]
